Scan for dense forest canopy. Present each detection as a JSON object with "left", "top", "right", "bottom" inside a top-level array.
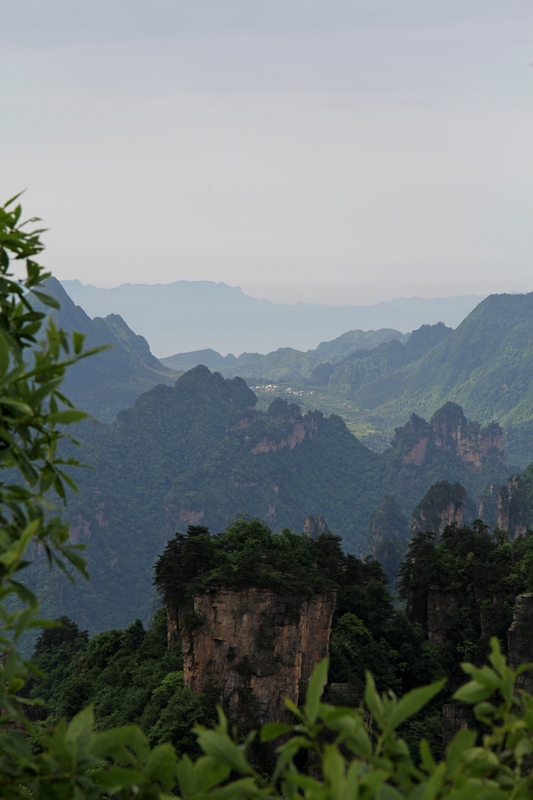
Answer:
[
  {"left": 28, "top": 515, "right": 533, "bottom": 771},
  {"left": 155, "top": 520, "right": 356, "bottom": 603}
]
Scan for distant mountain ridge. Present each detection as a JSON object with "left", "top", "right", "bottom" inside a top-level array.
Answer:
[
  {"left": 46, "top": 283, "right": 533, "bottom": 470},
  {"left": 32, "top": 278, "right": 178, "bottom": 421},
  {"left": 162, "top": 328, "right": 410, "bottom": 382},
  {"left": 168, "top": 292, "right": 533, "bottom": 469},
  {"left": 61, "top": 279, "right": 484, "bottom": 357}
]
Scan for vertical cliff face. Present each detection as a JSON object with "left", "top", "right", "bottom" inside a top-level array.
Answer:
[
  {"left": 394, "top": 404, "right": 504, "bottom": 472},
  {"left": 431, "top": 403, "right": 504, "bottom": 470},
  {"left": 303, "top": 515, "right": 331, "bottom": 540},
  {"left": 508, "top": 594, "right": 533, "bottom": 693},
  {"left": 411, "top": 481, "right": 467, "bottom": 537},
  {"left": 167, "top": 588, "right": 336, "bottom": 724},
  {"left": 497, "top": 476, "right": 529, "bottom": 538},
  {"left": 406, "top": 588, "right": 464, "bottom": 646}
]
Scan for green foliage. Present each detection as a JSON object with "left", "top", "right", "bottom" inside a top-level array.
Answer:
[
  {"left": 0, "top": 195, "right": 206, "bottom": 796},
  {"left": 181, "top": 641, "right": 533, "bottom": 799},
  {"left": 154, "top": 520, "right": 350, "bottom": 605},
  {"left": 0, "top": 194, "right": 97, "bottom": 719},
  {"left": 29, "top": 610, "right": 216, "bottom": 752},
  {"left": 330, "top": 554, "right": 444, "bottom": 699},
  {"left": 398, "top": 523, "right": 533, "bottom": 690}
]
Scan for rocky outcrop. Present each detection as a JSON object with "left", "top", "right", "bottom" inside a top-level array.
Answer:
[
  {"left": 246, "top": 404, "right": 320, "bottom": 456},
  {"left": 425, "top": 590, "right": 462, "bottom": 647},
  {"left": 250, "top": 421, "right": 308, "bottom": 454},
  {"left": 508, "top": 593, "right": 533, "bottom": 692},
  {"left": 365, "top": 496, "right": 409, "bottom": 583},
  {"left": 477, "top": 483, "right": 501, "bottom": 530},
  {"left": 442, "top": 703, "right": 469, "bottom": 749},
  {"left": 497, "top": 476, "right": 529, "bottom": 538},
  {"left": 402, "top": 435, "right": 429, "bottom": 466},
  {"left": 226, "top": 415, "right": 255, "bottom": 432},
  {"left": 411, "top": 481, "right": 467, "bottom": 537},
  {"left": 406, "top": 588, "right": 464, "bottom": 646},
  {"left": 303, "top": 515, "right": 331, "bottom": 540},
  {"left": 431, "top": 403, "right": 503, "bottom": 470},
  {"left": 393, "top": 403, "right": 504, "bottom": 473},
  {"left": 69, "top": 515, "right": 92, "bottom": 545},
  {"left": 179, "top": 508, "right": 205, "bottom": 525},
  {"left": 168, "top": 588, "right": 336, "bottom": 724}
]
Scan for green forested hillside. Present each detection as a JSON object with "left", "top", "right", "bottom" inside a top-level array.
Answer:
[
  {"left": 352, "top": 293, "right": 533, "bottom": 467},
  {"left": 162, "top": 327, "right": 408, "bottom": 382},
  {"left": 52, "top": 283, "right": 533, "bottom": 469},
  {"left": 191, "top": 293, "right": 533, "bottom": 467},
  {"left": 30, "top": 366, "right": 510, "bottom": 635},
  {"left": 324, "top": 322, "right": 451, "bottom": 391},
  {"left": 32, "top": 278, "right": 179, "bottom": 421}
]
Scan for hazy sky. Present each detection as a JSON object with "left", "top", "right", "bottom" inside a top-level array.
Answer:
[{"left": 2, "top": 1, "right": 532, "bottom": 305}]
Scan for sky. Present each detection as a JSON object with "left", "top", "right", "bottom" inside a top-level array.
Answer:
[{"left": 1, "top": 1, "right": 532, "bottom": 306}]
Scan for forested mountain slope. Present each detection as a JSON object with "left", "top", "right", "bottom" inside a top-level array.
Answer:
[
  {"left": 32, "top": 278, "right": 178, "bottom": 421},
  {"left": 204, "top": 293, "right": 533, "bottom": 467},
  {"left": 357, "top": 293, "right": 533, "bottom": 467},
  {"left": 34, "top": 367, "right": 510, "bottom": 635},
  {"left": 323, "top": 322, "right": 452, "bottom": 391},
  {"left": 162, "top": 328, "right": 409, "bottom": 383}
]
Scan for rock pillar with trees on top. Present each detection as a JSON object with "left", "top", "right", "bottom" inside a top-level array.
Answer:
[{"left": 155, "top": 520, "right": 340, "bottom": 725}]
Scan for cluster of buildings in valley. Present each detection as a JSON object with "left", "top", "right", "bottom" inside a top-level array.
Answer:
[{"left": 253, "top": 384, "right": 315, "bottom": 398}]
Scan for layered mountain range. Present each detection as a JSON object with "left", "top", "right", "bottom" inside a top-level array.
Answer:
[
  {"left": 33, "top": 365, "right": 510, "bottom": 634},
  {"left": 164, "top": 293, "right": 533, "bottom": 467},
  {"left": 25, "top": 282, "right": 533, "bottom": 638},
  {"left": 31, "top": 279, "right": 178, "bottom": 421},
  {"left": 61, "top": 278, "right": 482, "bottom": 356}
]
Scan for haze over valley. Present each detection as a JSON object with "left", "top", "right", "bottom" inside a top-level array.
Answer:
[{"left": 61, "top": 279, "right": 484, "bottom": 357}]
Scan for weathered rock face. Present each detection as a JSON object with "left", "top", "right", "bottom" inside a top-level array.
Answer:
[
  {"left": 303, "top": 515, "right": 331, "bottom": 540},
  {"left": 249, "top": 419, "right": 312, "bottom": 454},
  {"left": 508, "top": 593, "right": 533, "bottom": 692},
  {"left": 168, "top": 588, "right": 336, "bottom": 724},
  {"left": 497, "top": 476, "right": 529, "bottom": 539},
  {"left": 179, "top": 507, "right": 206, "bottom": 525},
  {"left": 394, "top": 404, "right": 504, "bottom": 473},
  {"left": 412, "top": 500, "right": 464, "bottom": 537},
  {"left": 431, "top": 404, "right": 503, "bottom": 470},
  {"left": 411, "top": 481, "right": 467, "bottom": 537},
  {"left": 425, "top": 590, "right": 463, "bottom": 647},
  {"left": 407, "top": 588, "right": 463, "bottom": 646},
  {"left": 69, "top": 515, "right": 93, "bottom": 545},
  {"left": 442, "top": 703, "right": 469, "bottom": 749}
]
